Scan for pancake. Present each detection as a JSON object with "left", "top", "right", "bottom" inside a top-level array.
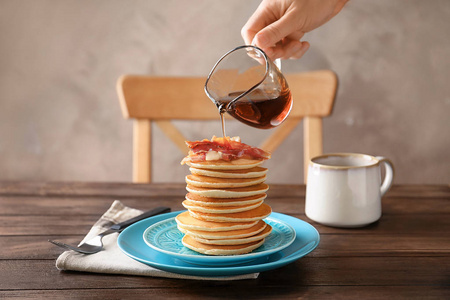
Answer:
[
  {"left": 189, "top": 203, "right": 272, "bottom": 222},
  {"left": 186, "top": 158, "right": 264, "bottom": 170},
  {"left": 190, "top": 224, "right": 272, "bottom": 245},
  {"left": 177, "top": 220, "right": 267, "bottom": 240},
  {"left": 189, "top": 166, "right": 267, "bottom": 179},
  {"left": 182, "top": 199, "right": 263, "bottom": 214},
  {"left": 185, "top": 193, "right": 267, "bottom": 207},
  {"left": 186, "top": 183, "right": 269, "bottom": 198},
  {"left": 182, "top": 235, "right": 265, "bottom": 255},
  {"left": 175, "top": 211, "right": 258, "bottom": 231},
  {"left": 186, "top": 174, "right": 267, "bottom": 188}
]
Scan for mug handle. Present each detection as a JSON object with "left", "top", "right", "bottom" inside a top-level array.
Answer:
[{"left": 376, "top": 156, "right": 395, "bottom": 197}]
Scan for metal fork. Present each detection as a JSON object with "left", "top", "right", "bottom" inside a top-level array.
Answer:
[{"left": 49, "top": 206, "right": 170, "bottom": 254}]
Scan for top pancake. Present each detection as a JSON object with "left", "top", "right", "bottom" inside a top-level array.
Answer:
[
  {"left": 189, "top": 166, "right": 268, "bottom": 179},
  {"left": 186, "top": 159, "right": 264, "bottom": 170}
]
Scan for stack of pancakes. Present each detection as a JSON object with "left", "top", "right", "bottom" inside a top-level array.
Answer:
[{"left": 176, "top": 158, "right": 272, "bottom": 255}]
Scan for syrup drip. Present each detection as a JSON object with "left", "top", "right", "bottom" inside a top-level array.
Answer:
[{"left": 219, "top": 104, "right": 227, "bottom": 138}]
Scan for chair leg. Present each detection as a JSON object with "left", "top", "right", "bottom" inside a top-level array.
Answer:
[
  {"left": 133, "top": 119, "right": 151, "bottom": 183},
  {"left": 304, "top": 117, "right": 323, "bottom": 183}
]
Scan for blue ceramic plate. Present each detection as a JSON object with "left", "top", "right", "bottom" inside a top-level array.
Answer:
[
  {"left": 142, "top": 216, "right": 296, "bottom": 266},
  {"left": 117, "top": 211, "right": 320, "bottom": 277}
]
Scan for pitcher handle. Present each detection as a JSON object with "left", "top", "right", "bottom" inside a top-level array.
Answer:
[{"left": 376, "top": 156, "right": 395, "bottom": 197}]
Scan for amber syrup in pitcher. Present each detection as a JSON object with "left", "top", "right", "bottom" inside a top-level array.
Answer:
[{"left": 217, "top": 80, "right": 292, "bottom": 131}]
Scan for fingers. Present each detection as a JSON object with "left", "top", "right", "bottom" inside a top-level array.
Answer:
[
  {"left": 251, "top": 12, "right": 297, "bottom": 49},
  {"left": 290, "top": 41, "right": 310, "bottom": 59},
  {"left": 241, "top": 0, "right": 274, "bottom": 45},
  {"left": 241, "top": 25, "right": 258, "bottom": 47},
  {"left": 241, "top": 0, "right": 311, "bottom": 60},
  {"left": 279, "top": 40, "right": 304, "bottom": 60},
  {"left": 265, "top": 39, "right": 310, "bottom": 60}
]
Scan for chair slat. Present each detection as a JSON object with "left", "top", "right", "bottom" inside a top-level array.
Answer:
[
  {"left": 118, "top": 76, "right": 218, "bottom": 119},
  {"left": 155, "top": 121, "right": 188, "bottom": 154},
  {"left": 259, "top": 118, "right": 302, "bottom": 153}
]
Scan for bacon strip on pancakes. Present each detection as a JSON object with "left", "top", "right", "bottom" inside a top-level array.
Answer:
[{"left": 181, "top": 136, "right": 271, "bottom": 164}]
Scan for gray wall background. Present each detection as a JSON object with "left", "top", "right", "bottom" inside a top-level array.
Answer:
[{"left": 1, "top": 0, "right": 449, "bottom": 184}]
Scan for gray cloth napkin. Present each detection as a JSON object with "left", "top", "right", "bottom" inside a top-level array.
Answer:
[{"left": 55, "top": 200, "right": 259, "bottom": 280}]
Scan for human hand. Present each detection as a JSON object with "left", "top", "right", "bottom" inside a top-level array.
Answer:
[{"left": 242, "top": 0, "right": 349, "bottom": 60}]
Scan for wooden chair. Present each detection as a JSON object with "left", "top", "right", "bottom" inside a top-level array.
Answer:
[{"left": 117, "top": 70, "right": 338, "bottom": 183}]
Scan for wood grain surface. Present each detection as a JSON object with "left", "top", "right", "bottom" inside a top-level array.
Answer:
[{"left": 0, "top": 182, "right": 449, "bottom": 299}]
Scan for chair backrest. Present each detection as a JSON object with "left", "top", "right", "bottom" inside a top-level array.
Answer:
[{"left": 117, "top": 70, "right": 338, "bottom": 183}]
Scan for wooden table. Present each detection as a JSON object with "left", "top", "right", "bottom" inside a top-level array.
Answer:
[{"left": 0, "top": 182, "right": 449, "bottom": 299}]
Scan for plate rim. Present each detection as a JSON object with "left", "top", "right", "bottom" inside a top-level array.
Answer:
[
  {"left": 118, "top": 211, "right": 320, "bottom": 276},
  {"left": 142, "top": 214, "right": 296, "bottom": 263}
]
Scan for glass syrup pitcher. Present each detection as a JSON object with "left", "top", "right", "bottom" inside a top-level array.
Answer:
[{"left": 205, "top": 45, "right": 292, "bottom": 135}]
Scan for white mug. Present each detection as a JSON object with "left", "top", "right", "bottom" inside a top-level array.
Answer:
[{"left": 305, "top": 153, "right": 394, "bottom": 228}]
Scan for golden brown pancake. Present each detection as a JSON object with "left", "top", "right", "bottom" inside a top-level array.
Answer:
[
  {"left": 190, "top": 224, "right": 272, "bottom": 245},
  {"left": 186, "top": 174, "right": 267, "bottom": 188},
  {"left": 182, "top": 199, "right": 263, "bottom": 214},
  {"left": 177, "top": 220, "right": 267, "bottom": 240},
  {"left": 182, "top": 235, "right": 265, "bottom": 255},
  {"left": 189, "top": 203, "right": 272, "bottom": 222},
  {"left": 175, "top": 211, "right": 258, "bottom": 231},
  {"left": 186, "top": 159, "right": 263, "bottom": 170},
  {"left": 189, "top": 166, "right": 267, "bottom": 179},
  {"left": 185, "top": 193, "right": 267, "bottom": 207},
  {"left": 186, "top": 183, "right": 269, "bottom": 198}
]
